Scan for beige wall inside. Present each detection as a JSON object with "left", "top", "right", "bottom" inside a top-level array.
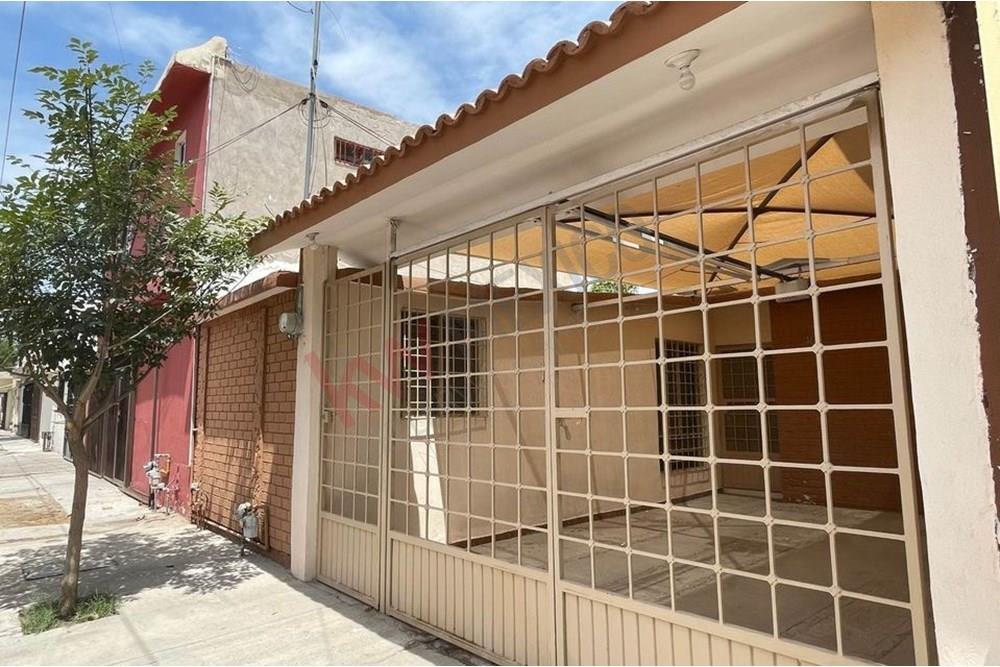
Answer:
[{"left": 390, "top": 284, "right": 786, "bottom": 545}]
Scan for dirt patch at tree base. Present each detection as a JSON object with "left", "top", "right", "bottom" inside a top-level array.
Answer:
[{"left": 0, "top": 495, "right": 67, "bottom": 528}]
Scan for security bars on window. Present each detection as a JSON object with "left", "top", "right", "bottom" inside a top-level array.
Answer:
[{"left": 390, "top": 218, "right": 551, "bottom": 572}]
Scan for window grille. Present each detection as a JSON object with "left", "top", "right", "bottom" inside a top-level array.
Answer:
[
  {"left": 660, "top": 339, "right": 707, "bottom": 470},
  {"left": 401, "top": 312, "right": 483, "bottom": 413},
  {"left": 334, "top": 136, "right": 384, "bottom": 167},
  {"left": 718, "top": 354, "right": 779, "bottom": 454}
]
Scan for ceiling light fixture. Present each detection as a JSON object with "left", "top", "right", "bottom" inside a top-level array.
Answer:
[
  {"left": 305, "top": 232, "right": 319, "bottom": 249},
  {"left": 665, "top": 49, "right": 701, "bottom": 91}
]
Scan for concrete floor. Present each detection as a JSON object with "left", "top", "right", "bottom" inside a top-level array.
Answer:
[
  {"left": 0, "top": 432, "right": 484, "bottom": 666},
  {"left": 498, "top": 496, "right": 913, "bottom": 665}
]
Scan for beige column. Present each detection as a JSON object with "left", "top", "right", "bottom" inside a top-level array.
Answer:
[{"left": 873, "top": 3, "right": 1000, "bottom": 663}]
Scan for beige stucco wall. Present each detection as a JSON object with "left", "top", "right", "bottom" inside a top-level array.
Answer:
[
  {"left": 390, "top": 285, "right": 780, "bottom": 545},
  {"left": 979, "top": 1, "right": 1000, "bottom": 201},
  {"left": 873, "top": 2, "right": 1000, "bottom": 663},
  {"left": 203, "top": 58, "right": 419, "bottom": 282},
  {"left": 204, "top": 60, "right": 418, "bottom": 222}
]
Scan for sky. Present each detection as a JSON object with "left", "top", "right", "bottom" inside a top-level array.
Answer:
[{"left": 0, "top": 0, "right": 619, "bottom": 185}]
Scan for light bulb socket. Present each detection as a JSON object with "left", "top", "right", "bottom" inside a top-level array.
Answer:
[
  {"left": 665, "top": 49, "right": 701, "bottom": 92},
  {"left": 678, "top": 69, "right": 695, "bottom": 91}
]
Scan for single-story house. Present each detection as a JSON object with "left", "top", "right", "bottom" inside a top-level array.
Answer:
[{"left": 247, "top": 2, "right": 1000, "bottom": 665}]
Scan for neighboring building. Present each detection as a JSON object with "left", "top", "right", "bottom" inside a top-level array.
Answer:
[
  {"left": 103, "top": 37, "right": 417, "bottom": 539},
  {"left": 0, "top": 371, "right": 21, "bottom": 432},
  {"left": 0, "top": 371, "right": 65, "bottom": 451},
  {"left": 247, "top": 2, "right": 1000, "bottom": 665},
  {"left": 190, "top": 272, "right": 299, "bottom": 564}
]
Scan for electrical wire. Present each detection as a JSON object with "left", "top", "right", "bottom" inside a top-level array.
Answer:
[
  {"left": 107, "top": 2, "right": 125, "bottom": 62},
  {"left": 321, "top": 1, "right": 350, "bottom": 44},
  {"left": 229, "top": 59, "right": 260, "bottom": 94},
  {"left": 187, "top": 99, "right": 302, "bottom": 165},
  {"left": 286, "top": 1, "right": 313, "bottom": 14},
  {"left": 1, "top": 1, "right": 27, "bottom": 186},
  {"left": 323, "top": 100, "right": 396, "bottom": 147},
  {"left": 298, "top": 96, "right": 332, "bottom": 129}
]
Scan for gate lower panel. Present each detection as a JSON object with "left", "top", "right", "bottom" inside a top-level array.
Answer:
[
  {"left": 388, "top": 533, "right": 554, "bottom": 665},
  {"left": 317, "top": 515, "right": 380, "bottom": 605}
]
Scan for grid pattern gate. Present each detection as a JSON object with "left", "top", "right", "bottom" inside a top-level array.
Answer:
[
  {"left": 318, "top": 268, "right": 386, "bottom": 601},
  {"left": 323, "top": 91, "right": 930, "bottom": 666}
]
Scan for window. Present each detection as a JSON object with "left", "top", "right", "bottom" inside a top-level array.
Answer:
[
  {"left": 174, "top": 131, "right": 187, "bottom": 166},
  {"left": 401, "top": 312, "right": 483, "bottom": 413},
  {"left": 718, "top": 353, "right": 779, "bottom": 454},
  {"left": 720, "top": 356, "right": 763, "bottom": 453},
  {"left": 334, "top": 136, "right": 384, "bottom": 167},
  {"left": 658, "top": 339, "right": 707, "bottom": 470},
  {"left": 390, "top": 216, "right": 550, "bottom": 571}
]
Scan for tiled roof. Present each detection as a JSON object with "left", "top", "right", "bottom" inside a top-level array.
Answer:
[
  {"left": 212, "top": 270, "right": 299, "bottom": 316},
  {"left": 251, "top": 1, "right": 742, "bottom": 253}
]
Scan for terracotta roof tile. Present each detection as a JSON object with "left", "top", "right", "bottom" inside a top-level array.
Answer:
[
  {"left": 251, "top": 1, "right": 742, "bottom": 253},
  {"left": 213, "top": 270, "right": 299, "bottom": 315}
]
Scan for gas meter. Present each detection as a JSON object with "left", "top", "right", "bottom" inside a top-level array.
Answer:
[{"left": 234, "top": 502, "right": 258, "bottom": 556}]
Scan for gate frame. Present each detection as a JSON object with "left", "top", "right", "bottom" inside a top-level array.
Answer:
[{"left": 317, "top": 85, "right": 933, "bottom": 666}]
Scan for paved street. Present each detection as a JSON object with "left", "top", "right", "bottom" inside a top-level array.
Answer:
[{"left": 0, "top": 431, "right": 483, "bottom": 665}]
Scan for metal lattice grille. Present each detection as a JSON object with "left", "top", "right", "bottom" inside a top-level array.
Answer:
[
  {"left": 320, "top": 269, "right": 384, "bottom": 526},
  {"left": 389, "top": 217, "right": 551, "bottom": 571},
  {"left": 380, "top": 92, "right": 927, "bottom": 665},
  {"left": 547, "top": 98, "right": 925, "bottom": 665},
  {"left": 400, "top": 313, "right": 484, "bottom": 413}
]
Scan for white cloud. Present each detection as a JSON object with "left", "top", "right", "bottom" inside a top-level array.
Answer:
[
  {"left": 38, "top": 2, "right": 207, "bottom": 64},
  {"left": 235, "top": 1, "right": 617, "bottom": 125},
  {"left": 104, "top": 3, "right": 207, "bottom": 62}
]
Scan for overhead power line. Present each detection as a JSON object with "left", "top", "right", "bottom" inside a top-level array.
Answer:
[
  {"left": 1, "top": 1, "right": 27, "bottom": 187},
  {"left": 285, "top": 1, "right": 313, "bottom": 14},
  {"left": 322, "top": 100, "right": 396, "bottom": 148},
  {"left": 322, "top": 1, "right": 350, "bottom": 44},
  {"left": 189, "top": 100, "right": 301, "bottom": 165},
  {"left": 107, "top": 2, "right": 125, "bottom": 62}
]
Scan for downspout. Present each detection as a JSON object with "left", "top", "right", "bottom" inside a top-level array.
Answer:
[
  {"left": 189, "top": 325, "right": 200, "bottom": 487},
  {"left": 151, "top": 367, "right": 160, "bottom": 463}
]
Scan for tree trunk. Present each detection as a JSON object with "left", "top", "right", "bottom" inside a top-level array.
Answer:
[{"left": 59, "top": 430, "right": 90, "bottom": 619}]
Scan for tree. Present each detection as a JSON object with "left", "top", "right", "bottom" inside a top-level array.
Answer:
[{"left": 0, "top": 41, "right": 261, "bottom": 617}]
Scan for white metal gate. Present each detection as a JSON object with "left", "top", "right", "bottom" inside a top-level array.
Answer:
[
  {"left": 318, "top": 89, "right": 932, "bottom": 665},
  {"left": 317, "top": 267, "right": 386, "bottom": 604}
]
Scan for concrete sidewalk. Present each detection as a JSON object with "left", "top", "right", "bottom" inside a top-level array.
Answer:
[{"left": 0, "top": 431, "right": 485, "bottom": 665}]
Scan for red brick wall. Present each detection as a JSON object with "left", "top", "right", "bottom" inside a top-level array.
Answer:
[
  {"left": 192, "top": 290, "right": 297, "bottom": 565},
  {"left": 768, "top": 285, "right": 903, "bottom": 513}
]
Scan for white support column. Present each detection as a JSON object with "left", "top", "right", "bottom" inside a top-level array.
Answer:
[
  {"left": 290, "top": 244, "right": 337, "bottom": 581},
  {"left": 873, "top": 4, "right": 1000, "bottom": 663}
]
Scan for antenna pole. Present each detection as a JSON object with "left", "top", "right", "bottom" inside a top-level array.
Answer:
[{"left": 303, "top": 1, "right": 322, "bottom": 199}]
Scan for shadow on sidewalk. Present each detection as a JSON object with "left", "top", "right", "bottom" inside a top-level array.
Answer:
[
  {"left": 0, "top": 522, "right": 257, "bottom": 610},
  {"left": 0, "top": 522, "right": 485, "bottom": 665}
]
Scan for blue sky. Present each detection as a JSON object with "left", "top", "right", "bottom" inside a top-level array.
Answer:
[{"left": 0, "top": 1, "right": 618, "bottom": 184}]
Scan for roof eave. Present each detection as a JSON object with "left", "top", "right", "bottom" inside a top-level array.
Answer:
[{"left": 249, "top": 1, "right": 744, "bottom": 256}]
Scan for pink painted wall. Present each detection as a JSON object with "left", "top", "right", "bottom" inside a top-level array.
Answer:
[
  {"left": 129, "top": 364, "right": 155, "bottom": 497},
  {"left": 127, "top": 63, "right": 211, "bottom": 515}
]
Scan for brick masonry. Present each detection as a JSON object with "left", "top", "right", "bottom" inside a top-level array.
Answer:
[
  {"left": 192, "top": 289, "right": 297, "bottom": 566},
  {"left": 768, "top": 284, "right": 903, "bottom": 512}
]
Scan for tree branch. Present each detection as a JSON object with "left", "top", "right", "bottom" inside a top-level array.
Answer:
[{"left": 81, "top": 361, "right": 156, "bottom": 431}]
